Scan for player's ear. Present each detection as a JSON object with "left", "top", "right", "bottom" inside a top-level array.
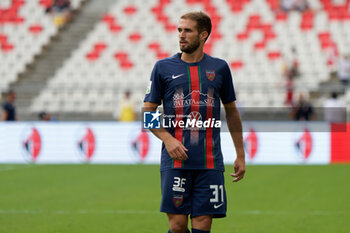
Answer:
[{"left": 200, "top": 31, "right": 208, "bottom": 42}]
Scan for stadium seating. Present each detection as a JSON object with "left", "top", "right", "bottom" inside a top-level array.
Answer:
[
  {"left": 8, "top": 0, "right": 347, "bottom": 113},
  {"left": 0, "top": 0, "right": 85, "bottom": 95},
  {"left": 342, "top": 89, "right": 350, "bottom": 106}
]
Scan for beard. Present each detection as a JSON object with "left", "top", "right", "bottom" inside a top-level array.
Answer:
[{"left": 180, "top": 36, "right": 200, "bottom": 54}]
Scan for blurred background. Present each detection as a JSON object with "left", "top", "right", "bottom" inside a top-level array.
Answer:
[{"left": 1, "top": 0, "right": 350, "bottom": 122}]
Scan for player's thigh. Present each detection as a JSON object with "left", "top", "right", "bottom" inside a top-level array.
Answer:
[
  {"left": 191, "top": 170, "right": 227, "bottom": 218},
  {"left": 160, "top": 169, "right": 192, "bottom": 215}
]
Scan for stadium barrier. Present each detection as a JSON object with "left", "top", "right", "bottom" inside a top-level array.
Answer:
[{"left": 0, "top": 122, "right": 349, "bottom": 164}]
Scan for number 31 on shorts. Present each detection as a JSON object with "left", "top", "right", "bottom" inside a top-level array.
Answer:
[{"left": 210, "top": 185, "right": 224, "bottom": 203}]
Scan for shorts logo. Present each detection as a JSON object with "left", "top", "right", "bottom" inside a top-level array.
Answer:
[
  {"left": 143, "top": 110, "right": 161, "bottom": 129},
  {"left": 206, "top": 70, "right": 215, "bottom": 81},
  {"left": 173, "top": 194, "right": 183, "bottom": 207},
  {"left": 214, "top": 203, "right": 224, "bottom": 209}
]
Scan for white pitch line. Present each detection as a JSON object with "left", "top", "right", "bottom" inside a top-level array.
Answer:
[
  {"left": 0, "top": 165, "right": 36, "bottom": 172},
  {"left": 0, "top": 166, "right": 15, "bottom": 172},
  {"left": 0, "top": 209, "right": 346, "bottom": 215},
  {"left": 232, "top": 210, "right": 349, "bottom": 216}
]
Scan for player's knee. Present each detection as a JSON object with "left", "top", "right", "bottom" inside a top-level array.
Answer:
[
  {"left": 168, "top": 214, "right": 188, "bottom": 232},
  {"left": 169, "top": 218, "right": 188, "bottom": 233},
  {"left": 169, "top": 222, "right": 187, "bottom": 233},
  {"left": 191, "top": 215, "right": 212, "bottom": 230}
]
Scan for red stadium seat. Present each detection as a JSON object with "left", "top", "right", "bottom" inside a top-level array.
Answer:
[
  {"left": 148, "top": 42, "right": 161, "bottom": 50},
  {"left": 230, "top": 61, "right": 244, "bottom": 70},
  {"left": 275, "top": 12, "right": 288, "bottom": 21},
  {"left": 86, "top": 52, "right": 99, "bottom": 61},
  {"left": 29, "top": 24, "right": 43, "bottom": 34},
  {"left": 267, "top": 51, "right": 281, "bottom": 60},
  {"left": 94, "top": 42, "right": 107, "bottom": 51},
  {"left": 0, "top": 34, "right": 7, "bottom": 43},
  {"left": 226, "top": 0, "right": 251, "bottom": 13},
  {"left": 114, "top": 52, "right": 134, "bottom": 70},
  {"left": 102, "top": 14, "right": 115, "bottom": 24},
  {"left": 129, "top": 33, "right": 142, "bottom": 42},
  {"left": 124, "top": 5, "right": 137, "bottom": 15},
  {"left": 1, "top": 43, "right": 14, "bottom": 52}
]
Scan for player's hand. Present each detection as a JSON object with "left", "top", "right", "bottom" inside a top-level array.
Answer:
[
  {"left": 231, "top": 157, "right": 246, "bottom": 182},
  {"left": 163, "top": 136, "right": 188, "bottom": 161}
]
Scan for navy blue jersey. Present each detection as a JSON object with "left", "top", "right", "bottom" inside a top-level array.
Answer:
[
  {"left": 144, "top": 53, "right": 236, "bottom": 171},
  {"left": 2, "top": 102, "right": 16, "bottom": 121}
]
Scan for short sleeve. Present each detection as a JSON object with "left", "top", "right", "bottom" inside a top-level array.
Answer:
[
  {"left": 220, "top": 62, "right": 236, "bottom": 104},
  {"left": 144, "top": 62, "right": 163, "bottom": 105}
]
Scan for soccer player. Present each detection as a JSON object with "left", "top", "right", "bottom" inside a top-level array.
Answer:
[{"left": 143, "top": 11, "right": 245, "bottom": 233}]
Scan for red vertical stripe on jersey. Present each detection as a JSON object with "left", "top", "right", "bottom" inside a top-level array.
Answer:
[
  {"left": 189, "top": 66, "right": 200, "bottom": 112},
  {"left": 189, "top": 66, "right": 200, "bottom": 145},
  {"left": 189, "top": 66, "right": 200, "bottom": 93},
  {"left": 174, "top": 91, "right": 184, "bottom": 168},
  {"left": 206, "top": 90, "right": 214, "bottom": 169}
]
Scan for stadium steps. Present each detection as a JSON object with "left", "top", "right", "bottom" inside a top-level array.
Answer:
[
  {"left": 316, "top": 73, "right": 345, "bottom": 95},
  {"left": 308, "top": 72, "right": 345, "bottom": 108},
  {"left": 9, "top": 0, "right": 117, "bottom": 121}
]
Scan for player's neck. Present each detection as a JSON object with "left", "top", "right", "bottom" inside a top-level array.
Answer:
[{"left": 181, "top": 49, "right": 204, "bottom": 63}]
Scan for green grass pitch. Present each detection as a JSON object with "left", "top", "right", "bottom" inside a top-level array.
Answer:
[{"left": 0, "top": 164, "right": 349, "bottom": 233}]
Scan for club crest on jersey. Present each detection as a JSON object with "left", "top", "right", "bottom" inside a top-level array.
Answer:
[
  {"left": 173, "top": 194, "right": 183, "bottom": 207},
  {"left": 206, "top": 70, "right": 215, "bottom": 81}
]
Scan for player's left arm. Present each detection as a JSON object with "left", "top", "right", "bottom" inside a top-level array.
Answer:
[{"left": 223, "top": 101, "right": 246, "bottom": 182}]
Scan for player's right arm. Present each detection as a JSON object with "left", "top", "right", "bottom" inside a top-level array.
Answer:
[{"left": 143, "top": 101, "right": 188, "bottom": 161}]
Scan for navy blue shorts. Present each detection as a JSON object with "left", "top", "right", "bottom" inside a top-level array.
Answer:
[{"left": 160, "top": 169, "right": 227, "bottom": 218}]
